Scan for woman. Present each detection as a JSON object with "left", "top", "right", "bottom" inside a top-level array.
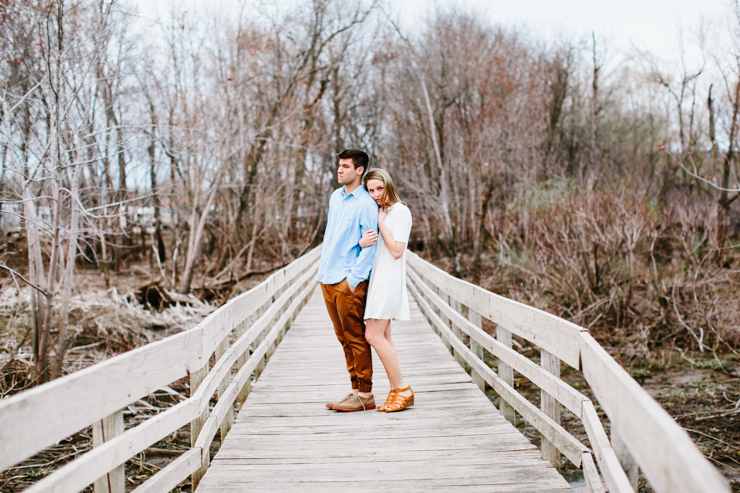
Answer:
[{"left": 359, "top": 168, "right": 413, "bottom": 412}]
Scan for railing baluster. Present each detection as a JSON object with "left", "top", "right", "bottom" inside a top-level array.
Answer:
[
  {"left": 449, "top": 298, "right": 466, "bottom": 366},
  {"left": 254, "top": 302, "right": 269, "bottom": 379},
  {"left": 92, "top": 410, "right": 125, "bottom": 493},
  {"left": 236, "top": 315, "right": 253, "bottom": 406},
  {"left": 216, "top": 336, "right": 235, "bottom": 440},
  {"left": 467, "top": 307, "right": 485, "bottom": 391},
  {"left": 540, "top": 349, "right": 561, "bottom": 467},
  {"left": 612, "top": 422, "right": 639, "bottom": 489},
  {"left": 190, "top": 362, "right": 210, "bottom": 489},
  {"left": 496, "top": 327, "right": 516, "bottom": 425},
  {"left": 436, "top": 287, "right": 453, "bottom": 351}
]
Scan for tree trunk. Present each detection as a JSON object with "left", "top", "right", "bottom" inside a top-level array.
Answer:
[
  {"left": 149, "top": 103, "right": 166, "bottom": 263},
  {"left": 52, "top": 166, "right": 81, "bottom": 379},
  {"left": 23, "top": 186, "right": 46, "bottom": 370},
  {"left": 715, "top": 80, "right": 740, "bottom": 263},
  {"left": 590, "top": 32, "right": 599, "bottom": 171},
  {"left": 179, "top": 173, "right": 222, "bottom": 294}
]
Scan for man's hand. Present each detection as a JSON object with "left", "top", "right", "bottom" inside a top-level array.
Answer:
[{"left": 348, "top": 282, "right": 356, "bottom": 293}]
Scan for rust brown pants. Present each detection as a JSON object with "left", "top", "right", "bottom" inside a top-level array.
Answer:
[{"left": 320, "top": 279, "right": 373, "bottom": 392}]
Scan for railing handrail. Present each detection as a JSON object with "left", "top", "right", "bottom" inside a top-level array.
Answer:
[
  {"left": 406, "top": 251, "right": 728, "bottom": 493},
  {"left": 0, "top": 246, "right": 322, "bottom": 492}
]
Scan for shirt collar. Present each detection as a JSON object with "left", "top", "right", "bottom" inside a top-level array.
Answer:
[{"left": 341, "top": 184, "right": 365, "bottom": 199}]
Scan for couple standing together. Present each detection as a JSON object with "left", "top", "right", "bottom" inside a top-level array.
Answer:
[{"left": 316, "top": 148, "right": 414, "bottom": 413}]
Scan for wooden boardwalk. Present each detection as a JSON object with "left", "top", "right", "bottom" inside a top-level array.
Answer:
[
  {"left": 196, "top": 286, "right": 570, "bottom": 492},
  {"left": 2, "top": 249, "right": 727, "bottom": 493}
]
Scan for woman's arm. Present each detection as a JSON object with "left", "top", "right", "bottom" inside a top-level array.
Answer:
[{"left": 378, "top": 210, "right": 407, "bottom": 260}]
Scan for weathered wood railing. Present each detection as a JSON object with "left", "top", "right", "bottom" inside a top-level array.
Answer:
[
  {"left": 0, "top": 246, "right": 321, "bottom": 493},
  {"left": 406, "top": 251, "right": 729, "bottom": 493}
]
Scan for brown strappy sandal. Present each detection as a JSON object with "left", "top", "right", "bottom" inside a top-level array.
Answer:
[
  {"left": 378, "top": 389, "right": 398, "bottom": 412},
  {"left": 385, "top": 386, "right": 414, "bottom": 412}
]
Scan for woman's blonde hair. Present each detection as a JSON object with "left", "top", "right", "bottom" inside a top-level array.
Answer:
[{"left": 363, "top": 168, "right": 405, "bottom": 208}]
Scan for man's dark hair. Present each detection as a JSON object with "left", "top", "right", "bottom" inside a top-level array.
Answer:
[{"left": 337, "top": 148, "right": 369, "bottom": 177}]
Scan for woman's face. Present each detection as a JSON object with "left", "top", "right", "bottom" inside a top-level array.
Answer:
[{"left": 366, "top": 179, "right": 385, "bottom": 205}]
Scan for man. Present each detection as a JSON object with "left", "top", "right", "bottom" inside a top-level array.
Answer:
[{"left": 317, "top": 148, "right": 379, "bottom": 411}]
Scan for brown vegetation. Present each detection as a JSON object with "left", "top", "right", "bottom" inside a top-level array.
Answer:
[{"left": 1, "top": 0, "right": 740, "bottom": 489}]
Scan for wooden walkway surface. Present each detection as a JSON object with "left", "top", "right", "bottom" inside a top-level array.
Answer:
[{"left": 196, "top": 286, "right": 571, "bottom": 492}]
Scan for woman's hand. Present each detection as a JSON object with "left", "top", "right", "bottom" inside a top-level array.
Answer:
[
  {"left": 378, "top": 207, "right": 387, "bottom": 222},
  {"left": 359, "top": 229, "right": 379, "bottom": 248}
]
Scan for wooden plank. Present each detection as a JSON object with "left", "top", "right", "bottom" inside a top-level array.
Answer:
[
  {"left": 194, "top": 279, "right": 317, "bottom": 463},
  {"left": 580, "top": 400, "right": 635, "bottom": 493},
  {"left": 580, "top": 333, "right": 729, "bottom": 493},
  {"left": 236, "top": 315, "right": 252, "bottom": 405},
  {"left": 467, "top": 307, "right": 485, "bottom": 391},
  {"left": 408, "top": 252, "right": 585, "bottom": 369},
  {"left": 131, "top": 448, "right": 201, "bottom": 493},
  {"left": 612, "top": 422, "right": 639, "bottom": 489},
  {"left": 0, "top": 247, "right": 323, "bottom": 473},
  {"left": 200, "top": 247, "right": 321, "bottom": 359},
  {"left": 0, "top": 328, "right": 203, "bottom": 471},
  {"left": 25, "top": 396, "right": 202, "bottom": 493},
  {"left": 541, "top": 349, "right": 561, "bottom": 467},
  {"left": 581, "top": 451, "right": 606, "bottom": 493},
  {"left": 215, "top": 337, "right": 235, "bottom": 442},
  {"left": 196, "top": 288, "right": 570, "bottom": 492},
  {"left": 407, "top": 269, "right": 585, "bottom": 418},
  {"left": 92, "top": 410, "right": 124, "bottom": 493},
  {"left": 21, "top": 270, "right": 320, "bottom": 493},
  {"left": 408, "top": 279, "right": 587, "bottom": 467},
  {"left": 449, "top": 297, "right": 466, "bottom": 367},
  {"left": 497, "top": 327, "right": 516, "bottom": 425},
  {"left": 190, "top": 363, "right": 210, "bottom": 489}
]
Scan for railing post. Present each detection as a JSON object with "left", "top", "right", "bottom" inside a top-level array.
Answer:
[
  {"left": 612, "top": 422, "right": 639, "bottom": 489},
  {"left": 540, "top": 349, "right": 561, "bottom": 467},
  {"left": 254, "top": 304, "right": 268, "bottom": 380},
  {"left": 449, "top": 298, "right": 466, "bottom": 366},
  {"left": 266, "top": 301, "right": 280, "bottom": 361},
  {"left": 216, "top": 336, "right": 235, "bottom": 440},
  {"left": 466, "top": 307, "right": 485, "bottom": 392},
  {"left": 496, "top": 327, "right": 516, "bottom": 425},
  {"left": 190, "top": 362, "right": 209, "bottom": 489},
  {"left": 92, "top": 410, "right": 125, "bottom": 493},
  {"left": 236, "top": 314, "right": 253, "bottom": 406},
  {"left": 435, "top": 287, "right": 452, "bottom": 351}
]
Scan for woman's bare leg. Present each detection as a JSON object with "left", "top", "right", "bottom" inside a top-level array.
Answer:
[
  {"left": 380, "top": 322, "right": 411, "bottom": 397},
  {"left": 365, "top": 319, "right": 407, "bottom": 391}
]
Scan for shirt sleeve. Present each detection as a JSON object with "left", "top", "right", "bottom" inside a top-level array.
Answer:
[
  {"left": 391, "top": 206, "right": 412, "bottom": 244},
  {"left": 347, "top": 201, "right": 378, "bottom": 288}
]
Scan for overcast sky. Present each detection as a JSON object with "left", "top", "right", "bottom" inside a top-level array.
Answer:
[
  {"left": 392, "top": 0, "right": 730, "bottom": 64},
  {"left": 133, "top": 0, "right": 733, "bottom": 67}
]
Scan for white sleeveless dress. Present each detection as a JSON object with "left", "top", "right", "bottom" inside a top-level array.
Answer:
[{"left": 364, "top": 203, "right": 412, "bottom": 321}]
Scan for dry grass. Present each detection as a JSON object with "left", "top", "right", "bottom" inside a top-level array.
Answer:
[
  {"left": 430, "top": 183, "right": 740, "bottom": 360},
  {"left": 425, "top": 182, "right": 740, "bottom": 490}
]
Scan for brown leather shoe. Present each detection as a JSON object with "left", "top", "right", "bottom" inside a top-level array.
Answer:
[
  {"left": 333, "top": 393, "right": 376, "bottom": 412},
  {"left": 326, "top": 392, "right": 355, "bottom": 410}
]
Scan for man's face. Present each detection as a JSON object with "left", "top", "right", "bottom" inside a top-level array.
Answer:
[{"left": 337, "top": 158, "right": 363, "bottom": 185}]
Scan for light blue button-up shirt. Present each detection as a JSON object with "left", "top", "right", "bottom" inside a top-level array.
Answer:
[{"left": 316, "top": 184, "right": 378, "bottom": 288}]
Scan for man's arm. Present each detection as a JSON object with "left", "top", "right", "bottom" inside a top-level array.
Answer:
[{"left": 347, "top": 202, "right": 378, "bottom": 289}]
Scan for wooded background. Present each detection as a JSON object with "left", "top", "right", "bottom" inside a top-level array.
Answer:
[{"left": 1, "top": 0, "right": 739, "bottom": 385}]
